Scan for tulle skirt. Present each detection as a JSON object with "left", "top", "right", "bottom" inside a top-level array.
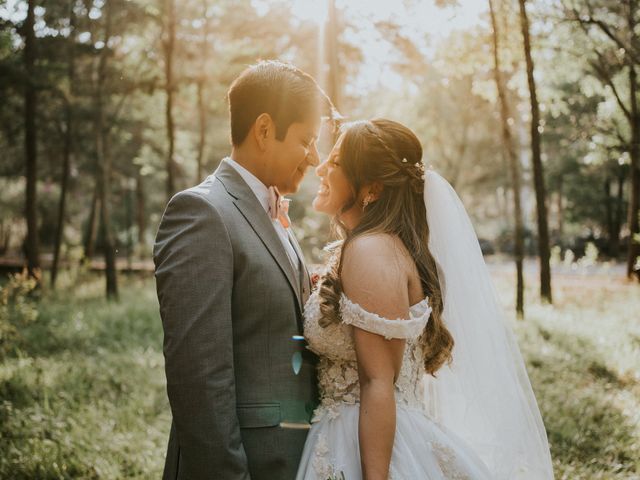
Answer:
[{"left": 296, "top": 403, "right": 492, "bottom": 480}]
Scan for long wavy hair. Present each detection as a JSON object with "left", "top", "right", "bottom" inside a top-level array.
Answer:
[{"left": 317, "top": 118, "right": 453, "bottom": 376}]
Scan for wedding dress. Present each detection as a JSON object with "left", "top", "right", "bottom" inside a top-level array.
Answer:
[
  {"left": 295, "top": 290, "right": 493, "bottom": 480},
  {"left": 296, "top": 170, "right": 554, "bottom": 480}
]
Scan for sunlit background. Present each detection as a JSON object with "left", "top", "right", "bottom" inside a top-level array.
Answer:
[
  {"left": 0, "top": 0, "right": 639, "bottom": 478},
  {"left": 288, "top": 0, "right": 487, "bottom": 91}
]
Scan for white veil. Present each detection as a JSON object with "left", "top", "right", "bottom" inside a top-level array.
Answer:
[{"left": 422, "top": 170, "right": 554, "bottom": 479}]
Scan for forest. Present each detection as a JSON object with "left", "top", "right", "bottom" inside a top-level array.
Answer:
[
  {"left": 0, "top": 0, "right": 639, "bottom": 478},
  {"left": 0, "top": 0, "right": 639, "bottom": 290}
]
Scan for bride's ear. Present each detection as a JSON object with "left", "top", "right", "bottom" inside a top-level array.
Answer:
[
  {"left": 359, "top": 182, "right": 383, "bottom": 208},
  {"left": 254, "top": 113, "right": 274, "bottom": 151},
  {"left": 364, "top": 182, "right": 384, "bottom": 202}
]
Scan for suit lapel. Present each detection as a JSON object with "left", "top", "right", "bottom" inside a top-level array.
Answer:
[
  {"left": 288, "top": 229, "right": 311, "bottom": 307},
  {"left": 215, "top": 161, "right": 303, "bottom": 311}
]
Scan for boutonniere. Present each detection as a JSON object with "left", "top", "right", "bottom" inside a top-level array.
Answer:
[
  {"left": 278, "top": 197, "right": 291, "bottom": 228},
  {"left": 268, "top": 186, "right": 291, "bottom": 228},
  {"left": 310, "top": 273, "right": 321, "bottom": 289}
]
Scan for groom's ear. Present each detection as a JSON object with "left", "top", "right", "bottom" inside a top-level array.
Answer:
[{"left": 254, "top": 113, "right": 274, "bottom": 151}]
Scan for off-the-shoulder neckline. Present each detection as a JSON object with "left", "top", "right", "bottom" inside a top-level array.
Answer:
[{"left": 340, "top": 292, "right": 431, "bottom": 321}]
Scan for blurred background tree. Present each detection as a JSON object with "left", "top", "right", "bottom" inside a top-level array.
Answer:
[{"left": 1, "top": 0, "right": 639, "bottom": 302}]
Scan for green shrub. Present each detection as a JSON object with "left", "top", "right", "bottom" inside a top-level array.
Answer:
[
  {"left": 0, "top": 270, "right": 39, "bottom": 358},
  {"left": 0, "top": 275, "right": 168, "bottom": 479}
]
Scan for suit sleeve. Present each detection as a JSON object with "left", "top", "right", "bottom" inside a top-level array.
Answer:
[{"left": 153, "top": 190, "right": 250, "bottom": 479}]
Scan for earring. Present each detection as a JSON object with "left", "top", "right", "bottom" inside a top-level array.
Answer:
[{"left": 362, "top": 195, "right": 373, "bottom": 209}]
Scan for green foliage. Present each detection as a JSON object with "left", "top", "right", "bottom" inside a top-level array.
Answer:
[
  {"left": 0, "top": 0, "right": 363, "bottom": 267},
  {"left": 494, "top": 269, "right": 640, "bottom": 478},
  {"left": 0, "top": 0, "right": 637, "bottom": 267},
  {"left": 580, "top": 242, "right": 599, "bottom": 267},
  {"left": 0, "top": 274, "right": 168, "bottom": 479},
  {"left": 0, "top": 270, "right": 40, "bottom": 359},
  {"left": 1, "top": 272, "right": 638, "bottom": 478}
]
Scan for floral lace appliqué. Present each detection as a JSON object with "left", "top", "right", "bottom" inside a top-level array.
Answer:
[
  {"left": 304, "top": 291, "right": 432, "bottom": 421},
  {"left": 312, "top": 433, "right": 343, "bottom": 479},
  {"left": 311, "top": 356, "right": 360, "bottom": 422},
  {"left": 431, "top": 441, "right": 471, "bottom": 480}
]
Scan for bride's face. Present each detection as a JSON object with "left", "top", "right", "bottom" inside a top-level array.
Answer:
[
  {"left": 312, "top": 134, "right": 354, "bottom": 217},
  {"left": 313, "top": 135, "right": 352, "bottom": 216}
]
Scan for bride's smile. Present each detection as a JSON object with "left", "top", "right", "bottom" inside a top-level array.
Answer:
[
  {"left": 316, "top": 183, "right": 329, "bottom": 196},
  {"left": 312, "top": 134, "right": 368, "bottom": 234},
  {"left": 313, "top": 134, "right": 349, "bottom": 215}
]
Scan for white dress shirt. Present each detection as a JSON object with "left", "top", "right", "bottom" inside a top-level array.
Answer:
[{"left": 224, "top": 157, "right": 300, "bottom": 273}]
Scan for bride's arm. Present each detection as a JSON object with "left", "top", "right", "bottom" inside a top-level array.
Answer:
[{"left": 341, "top": 234, "right": 411, "bottom": 480}]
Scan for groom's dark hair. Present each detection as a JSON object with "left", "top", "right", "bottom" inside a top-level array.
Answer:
[{"left": 227, "top": 60, "right": 335, "bottom": 146}]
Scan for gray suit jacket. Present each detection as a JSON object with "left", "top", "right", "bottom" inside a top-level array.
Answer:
[{"left": 153, "top": 160, "right": 318, "bottom": 480}]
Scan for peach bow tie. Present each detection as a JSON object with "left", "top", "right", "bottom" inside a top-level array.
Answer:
[{"left": 268, "top": 186, "right": 291, "bottom": 229}]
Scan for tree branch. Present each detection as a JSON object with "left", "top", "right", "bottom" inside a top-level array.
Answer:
[
  {"left": 564, "top": 1, "right": 640, "bottom": 66},
  {"left": 588, "top": 57, "right": 632, "bottom": 120}
]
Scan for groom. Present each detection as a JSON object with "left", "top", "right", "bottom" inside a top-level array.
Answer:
[{"left": 153, "top": 61, "right": 334, "bottom": 479}]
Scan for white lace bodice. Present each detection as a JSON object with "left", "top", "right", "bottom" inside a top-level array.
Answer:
[{"left": 304, "top": 290, "right": 432, "bottom": 421}]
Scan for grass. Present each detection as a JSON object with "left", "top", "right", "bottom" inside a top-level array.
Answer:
[
  {"left": 492, "top": 267, "right": 640, "bottom": 479},
  {"left": 0, "top": 273, "right": 169, "bottom": 479},
  {"left": 0, "top": 267, "right": 638, "bottom": 479}
]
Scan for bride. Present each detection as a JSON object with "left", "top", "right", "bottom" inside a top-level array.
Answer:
[{"left": 296, "top": 119, "right": 554, "bottom": 479}]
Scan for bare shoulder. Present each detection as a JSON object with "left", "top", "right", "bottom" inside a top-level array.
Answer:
[
  {"left": 341, "top": 233, "right": 412, "bottom": 319},
  {"left": 344, "top": 232, "right": 399, "bottom": 254},
  {"left": 342, "top": 233, "right": 411, "bottom": 273}
]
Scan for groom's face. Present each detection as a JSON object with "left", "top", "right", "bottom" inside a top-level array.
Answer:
[{"left": 268, "top": 118, "right": 321, "bottom": 195}]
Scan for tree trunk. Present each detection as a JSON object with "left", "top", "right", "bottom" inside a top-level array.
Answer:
[
  {"left": 125, "top": 180, "right": 133, "bottom": 271},
  {"left": 99, "top": 141, "right": 118, "bottom": 299},
  {"left": 51, "top": 0, "right": 76, "bottom": 288},
  {"left": 24, "top": 0, "right": 39, "bottom": 279},
  {"left": 627, "top": 62, "right": 640, "bottom": 279},
  {"left": 136, "top": 169, "right": 146, "bottom": 247},
  {"left": 324, "top": 0, "right": 340, "bottom": 142},
  {"left": 518, "top": 0, "right": 553, "bottom": 302},
  {"left": 627, "top": 141, "right": 640, "bottom": 279},
  {"left": 489, "top": 0, "right": 525, "bottom": 317},
  {"left": 95, "top": 2, "right": 118, "bottom": 299},
  {"left": 557, "top": 175, "right": 564, "bottom": 241},
  {"left": 499, "top": 186, "right": 511, "bottom": 232},
  {"left": 164, "top": 0, "right": 177, "bottom": 200},
  {"left": 605, "top": 176, "right": 614, "bottom": 255},
  {"left": 0, "top": 222, "right": 11, "bottom": 255},
  {"left": 196, "top": 81, "right": 206, "bottom": 183},
  {"left": 83, "top": 188, "right": 99, "bottom": 261},
  {"left": 196, "top": 0, "right": 208, "bottom": 183},
  {"left": 612, "top": 167, "right": 625, "bottom": 258},
  {"left": 51, "top": 106, "right": 72, "bottom": 287}
]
